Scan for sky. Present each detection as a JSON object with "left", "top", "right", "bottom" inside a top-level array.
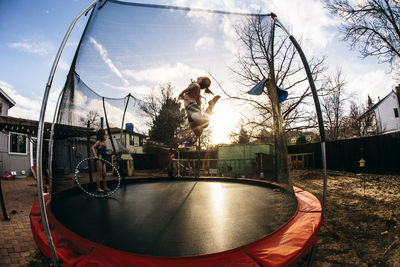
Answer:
[{"left": 0, "top": 0, "right": 398, "bottom": 142}]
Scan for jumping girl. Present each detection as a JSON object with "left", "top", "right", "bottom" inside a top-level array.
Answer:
[{"left": 178, "top": 76, "right": 220, "bottom": 137}]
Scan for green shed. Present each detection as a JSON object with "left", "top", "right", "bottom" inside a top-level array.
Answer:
[{"left": 218, "top": 144, "right": 273, "bottom": 177}]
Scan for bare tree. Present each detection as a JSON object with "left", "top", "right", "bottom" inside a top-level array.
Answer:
[
  {"left": 79, "top": 110, "right": 100, "bottom": 128},
  {"left": 324, "top": 0, "right": 400, "bottom": 69},
  {"left": 220, "top": 16, "right": 326, "bottom": 183},
  {"left": 358, "top": 96, "right": 378, "bottom": 136},
  {"left": 321, "top": 69, "right": 348, "bottom": 140},
  {"left": 344, "top": 101, "right": 363, "bottom": 137}
]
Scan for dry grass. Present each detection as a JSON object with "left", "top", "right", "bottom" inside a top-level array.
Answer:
[{"left": 291, "top": 169, "right": 400, "bottom": 266}]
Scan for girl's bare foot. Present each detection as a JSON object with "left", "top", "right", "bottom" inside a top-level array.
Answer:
[
  {"left": 208, "top": 95, "right": 221, "bottom": 108},
  {"left": 96, "top": 188, "right": 104, "bottom": 193}
]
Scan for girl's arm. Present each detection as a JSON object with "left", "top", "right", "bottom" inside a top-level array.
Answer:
[{"left": 91, "top": 141, "right": 99, "bottom": 158}]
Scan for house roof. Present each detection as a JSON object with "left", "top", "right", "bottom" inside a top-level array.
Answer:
[
  {"left": 0, "top": 116, "right": 93, "bottom": 138},
  {"left": 0, "top": 88, "right": 16, "bottom": 108},
  {"left": 359, "top": 90, "right": 396, "bottom": 119},
  {"left": 107, "top": 127, "right": 148, "bottom": 138}
]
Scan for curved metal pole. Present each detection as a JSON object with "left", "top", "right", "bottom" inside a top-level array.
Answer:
[
  {"left": 273, "top": 15, "right": 328, "bottom": 218},
  {"left": 48, "top": 90, "right": 63, "bottom": 190},
  {"left": 36, "top": 1, "right": 100, "bottom": 265}
]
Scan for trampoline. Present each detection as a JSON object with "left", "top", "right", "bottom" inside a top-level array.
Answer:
[
  {"left": 31, "top": 1, "right": 327, "bottom": 266},
  {"left": 31, "top": 178, "right": 322, "bottom": 266}
]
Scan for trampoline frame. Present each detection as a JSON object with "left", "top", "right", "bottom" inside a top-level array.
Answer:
[
  {"left": 30, "top": 178, "right": 322, "bottom": 266},
  {"left": 35, "top": 1, "right": 328, "bottom": 265}
]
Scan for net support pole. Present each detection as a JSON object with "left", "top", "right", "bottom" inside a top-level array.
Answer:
[
  {"left": 87, "top": 120, "right": 93, "bottom": 184},
  {"left": 119, "top": 94, "right": 131, "bottom": 154},
  {"left": 273, "top": 15, "right": 327, "bottom": 218},
  {"left": 36, "top": 1, "right": 100, "bottom": 265},
  {"left": 196, "top": 136, "right": 201, "bottom": 178}
]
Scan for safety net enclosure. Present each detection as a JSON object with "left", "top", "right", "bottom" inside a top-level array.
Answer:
[{"left": 31, "top": 1, "right": 323, "bottom": 266}]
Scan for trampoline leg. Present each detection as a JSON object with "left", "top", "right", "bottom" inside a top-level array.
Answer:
[
  {"left": 302, "top": 244, "right": 317, "bottom": 267},
  {"left": 0, "top": 179, "right": 10, "bottom": 221}
]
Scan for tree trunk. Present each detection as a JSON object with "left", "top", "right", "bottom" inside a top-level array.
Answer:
[{"left": 265, "top": 80, "right": 290, "bottom": 185}]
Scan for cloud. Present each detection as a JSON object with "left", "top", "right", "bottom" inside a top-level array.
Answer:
[
  {"left": 0, "top": 80, "right": 61, "bottom": 121},
  {"left": 267, "top": 0, "right": 337, "bottom": 51},
  {"left": 8, "top": 40, "right": 54, "bottom": 56},
  {"left": 195, "top": 35, "right": 215, "bottom": 50},
  {"left": 123, "top": 62, "right": 205, "bottom": 89},
  {"left": 89, "top": 36, "right": 130, "bottom": 86},
  {"left": 58, "top": 59, "right": 71, "bottom": 71},
  {"left": 346, "top": 69, "right": 394, "bottom": 104},
  {"left": 0, "top": 80, "right": 41, "bottom": 120}
]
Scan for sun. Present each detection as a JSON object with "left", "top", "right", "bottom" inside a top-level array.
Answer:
[{"left": 208, "top": 101, "right": 239, "bottom": 144}]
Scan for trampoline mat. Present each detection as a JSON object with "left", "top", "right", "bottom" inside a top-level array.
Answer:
[{"left": 51, "top": 179, "right": 298, "bottom": 257}]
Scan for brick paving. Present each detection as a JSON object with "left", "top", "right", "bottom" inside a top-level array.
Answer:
[{"left": 0, "top": 177, "right": 43, "bottom": 266}]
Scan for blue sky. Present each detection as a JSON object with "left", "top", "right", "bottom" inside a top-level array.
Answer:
[{"left": 0, "top": 0, "right": 397, "bottom": 123}]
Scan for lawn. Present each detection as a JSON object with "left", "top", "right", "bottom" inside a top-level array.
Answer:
[{"left": 291, "top": 169, "right": 400, "bottom": 266}]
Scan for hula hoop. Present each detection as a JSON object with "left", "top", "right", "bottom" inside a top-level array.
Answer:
[{"left": 74, "top": 157, "right": 121, "bottom": 198}]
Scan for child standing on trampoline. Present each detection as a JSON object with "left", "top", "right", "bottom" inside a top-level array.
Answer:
[
  {"left": 179, "top": 76, "right": 220, "bottom": 137},
  {"left": 91, "top": 129, "right": 110, "bottom": 192}
]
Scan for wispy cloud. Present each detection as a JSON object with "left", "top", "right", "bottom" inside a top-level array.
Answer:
[
  {"left": 8, "top": 40, "right": 54, "bottom": 56},
  {"left": 123, "top": 62, "right": 204, "bottom": 86},
  {"left": 89, "top": 36, "right": 130, "bottom": 86},
  {"left": 0, "top": 80, "right": 60, "bottom": 121},
  {"left": 0, "top": 80, "right": 41, "bottom": 119},
  {"left": 195, "top": 35, "right": 215, "bottom": 50},
  {"left": 268, "top": 0, "right": 337, "bottom": 51},
  {"left": 346, "top": 69, "right": 395, "bottom": 104}
]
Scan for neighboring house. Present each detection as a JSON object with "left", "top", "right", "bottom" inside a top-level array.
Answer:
[
  {"left": 0, "top": 113, "right": 41, "bottom": 176},
  {"left": 288, "top": 131, "right": 313, "bottom": 144},
  {"left": 108, "top": 127, "right": 147, "bottom": 154},
  {"left": 0, "top": 88, "right": 16, "bottom": 116},
  {"left": 360, "top": 84, "right": 400, "bottom": 135},
  {"left": 0, "top": 89, "right": 32, "bottom": 176},
  {"left": 0, "top": 115, "right": 89, "bottom": 177},
  {"left": 0, "top": 88, "right": 148, "bottom": 176}
]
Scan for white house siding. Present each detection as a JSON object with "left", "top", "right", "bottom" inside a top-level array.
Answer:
[
  {"left": 0, "top": 99, "right": 10, "bottom": 116},
  {"left": 0, "top": 132, "right": 31, "bottom": 175},
  {"left": 109, "top": 132, "right": 145, "bottom": 154},
  {"left": 374, "top": 91, "right": 400, "bottom": 133}
]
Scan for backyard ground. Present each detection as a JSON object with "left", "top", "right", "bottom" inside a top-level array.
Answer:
[
  {"left": 291, "top": 169, "right": 400, "bottom": 266},
  {"left": 1, "top": 170, "right": 399, "bottom": 266}
]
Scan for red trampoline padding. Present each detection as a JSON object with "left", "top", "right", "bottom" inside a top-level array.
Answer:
[{"left": 30, "top": 187, "right": 322, "bottom": 267}]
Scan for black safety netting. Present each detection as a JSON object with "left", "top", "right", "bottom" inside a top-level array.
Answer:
[
  {"left": 50, "top": 0, "right": 295, "bottom": 200},
  {"left": 44, "top": 1, "right": 304, "bottom": 257}
]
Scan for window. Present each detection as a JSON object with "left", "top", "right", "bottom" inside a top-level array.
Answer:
[
  {"left": 129, "top": 134, "right": 134, "bottom": 145},
  {"left": 9, "top": 132, "right": 27, "bottom": 154},
  {"left": 134, "top": 136, "right": 139, "bottom": 146},
  {"left": 394, "top": 108, "right": 399, "bottom": 118}
]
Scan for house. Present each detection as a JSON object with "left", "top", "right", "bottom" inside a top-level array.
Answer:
[
  {"left": 0, "top": 115, "right": 91, "bottom": 177},
  {"left": 0, "top": 88, "right": 15, "bottom": 116},
  {"left": 288, "top": 131, "right": 314, "bottom": 144},
  {"left": 360, "top": 84, "right": 400, "bottom": 135},
  {"left": 108, "top": 127, "right": 147, "bottom": 154},
  {"left": 0, "top": 88, "right": 148, "bottom": 176}
]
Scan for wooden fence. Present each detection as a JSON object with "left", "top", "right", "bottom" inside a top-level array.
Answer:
[{"left": 288, "top": 131, "right": 400, "bottom": 174}]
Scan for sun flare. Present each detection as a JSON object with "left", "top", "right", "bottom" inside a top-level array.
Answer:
[{"left": 209, "top": 101, "right": 239, "bottom": 144}]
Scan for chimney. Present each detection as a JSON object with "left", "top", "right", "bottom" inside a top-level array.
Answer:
[{"left": 396, "top": 84, "right": 400, "bottom": 109}]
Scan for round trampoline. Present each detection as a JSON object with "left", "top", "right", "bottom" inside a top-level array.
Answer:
[
  {"left": 31, "top": 178, "right": 322, "bottom": 266},
  {"left": 31, "top": 1, "right": 327, "bottom": 266}
]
